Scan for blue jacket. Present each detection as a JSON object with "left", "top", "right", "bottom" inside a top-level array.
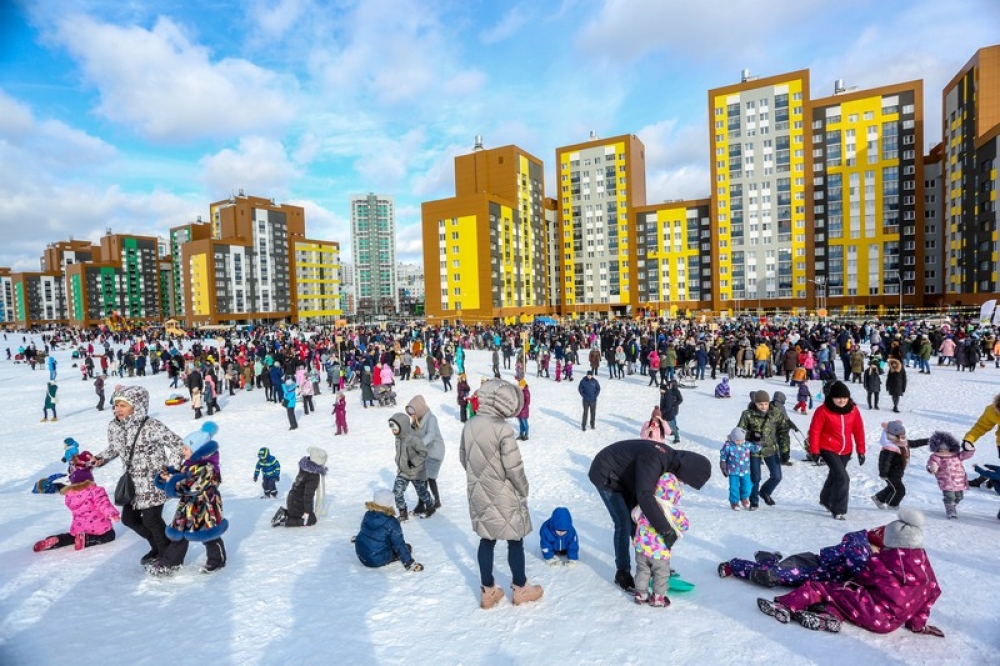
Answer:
[
  {"left": 254, "top": 448, "right": 281, "bottom": 480},
  {"left": 578, "top": 376, "right": 601, "bottom": 402},
  {"left": 269, "top": 365, "right": 284, "bottom": 388},
  {"left": 539, "top": 507, "right": 579, "bottom": 560},
  {"left": 282, "top": 382, "right": 297, "bottom": 408},
  {"left": 355, "top": 506, "right": 413, "bottom": 568}
]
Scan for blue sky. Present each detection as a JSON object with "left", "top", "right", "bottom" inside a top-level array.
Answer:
[{"left": 1, "top": 0, "right": 998, "bottom": 272}]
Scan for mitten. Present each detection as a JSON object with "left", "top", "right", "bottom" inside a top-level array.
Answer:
[
  {"left": 857, "top": 453, "right": 866, "bottom": 466},
  {"left": 253, "top": 474, "right": 259, "bottom": 482},
  {"left": 406, "top": 561, "right": 424, "bottom": 572}
]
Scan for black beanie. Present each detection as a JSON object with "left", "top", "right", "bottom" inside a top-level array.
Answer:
[{"left": 828, "top": 381, "right": 851, "bottom": 399}]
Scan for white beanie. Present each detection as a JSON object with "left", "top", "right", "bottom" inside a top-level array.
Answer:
[
  {"left": 373, "top": 489, "right": 394, "bottom": 509},
  {"left": 307, "top": 446, "right": 328, "bottom": 466},
  {"left": 883, "top": 507, "right": 925, "bottom": 549}
]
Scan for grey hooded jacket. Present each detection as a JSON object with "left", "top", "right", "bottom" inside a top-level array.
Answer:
[
  {"left": 459, "top": 379, "right": 532, "bottom": 540},
  {"left": 391, "top": 412, "right": 428, "bottom": 481}
]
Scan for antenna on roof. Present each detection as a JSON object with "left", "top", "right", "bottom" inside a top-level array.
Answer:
[
  {"left": 473, "top": 135, "right": 484, "bottom": 151},
  {"left": 589, "top": 130, "right": 599, "bottom": 140}
]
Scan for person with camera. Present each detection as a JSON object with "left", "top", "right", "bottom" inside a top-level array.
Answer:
[
  {"left": 93, "top": 386, "right": 186, "bottom": 567},
  {"left": 737, "top": 390, "right": 792, "bottom": 509}
]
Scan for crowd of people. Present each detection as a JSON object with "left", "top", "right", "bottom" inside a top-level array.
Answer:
[{"left": 9, "top": 311, "right": 1000, "bottom": 637}]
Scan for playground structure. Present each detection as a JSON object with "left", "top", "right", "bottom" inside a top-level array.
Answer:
[
  {"left": 163, "top": 319, "right": 187, "bottom": 337},
  {"left": 104, "top": 311, "right": 129, "bottom": 333}
]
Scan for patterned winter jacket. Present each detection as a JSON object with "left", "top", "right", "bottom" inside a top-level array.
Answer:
[
  {"left": 737, "top": 403, "right": 790, "bottom": 458},
  {"left": 927, "top": 450, "right": 974, "bottom": 491},
  {"left": 720, "top": 438, "right": 760, "bottom": 476},
  {"left": 61, "top": 480, "right": 119, "bottom": 536},
  {"left": 459, "top": 379, "right": 532, "bottom": 541},
  {"left": 97, "top": 386, "right": 185, "bottom": 510},
  {"left": 631, "top": 473, "right": 689, "bottom": 561},
  {"left": 155, "top": 439, "right": 228, "bottom": 542}
]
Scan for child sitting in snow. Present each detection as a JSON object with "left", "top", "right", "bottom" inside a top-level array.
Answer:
[
  {"left": 254, "top": 447, "right": 281, "bottom": 499},
  {"left": 631, "top": 472, "right": 689, "bottom": 607},
  {"left": 720, "top": 427, "right": 759, "bottom": 510},
  {"left": 539, "top": 507, "right": 580, "bottom": 566},
  {"left": 33, "top": 465, "right": 120, "bottom": 552},
  {"left": 871, "top": 421, "right": 909, "bottom": 510},
  {"left": 714, "top": 376, "right": 731, "bottom": 398},
  {"left": 353, "top": 489, "right": 423, "bottom": 572},
  {"left": 926, "top": 431, "right": 975, "bottom": 519}
]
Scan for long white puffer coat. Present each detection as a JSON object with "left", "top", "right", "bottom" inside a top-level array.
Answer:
[{"left": 459, "top": 379, "right": 531, "bottom": 540}]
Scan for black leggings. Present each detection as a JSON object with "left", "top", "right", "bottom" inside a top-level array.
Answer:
[
  {"left": 478, "top": 538, "right": 525, "bottom": 588},
  {"left": 45, "top": 529, "right": 116, "bottom": 549},
  {"left": 121, "top": 503, "right": 170, "bottom": 557}
]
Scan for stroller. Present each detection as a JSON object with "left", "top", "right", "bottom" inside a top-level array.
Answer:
[
  {"left": 676, "top": 359, "right": 698, "bottom": 389},
  {"left": 376, "top": 384, "right": 397, "bottom": 407},
  {"left": 343, "top": 370, "right": 360, "bottom": 391}
]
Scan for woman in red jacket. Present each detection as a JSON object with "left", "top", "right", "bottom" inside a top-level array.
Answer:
[{"left": 808, "top": 381, "right": 866, "bottom": 520}]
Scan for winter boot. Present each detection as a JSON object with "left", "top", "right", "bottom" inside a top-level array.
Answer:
[
  {"left": 634, "top": 591, "right": 649, "bottom": 604},
  {"left": 757, "top": 598, "right": 791, "bottom": 623},
  {"left": 717, "top": 562, "right": 732, "bottom": 578},
  {"left": 74, "top": 533, "right": 86, "bottom": 551},
  {"left": 480, "top": 584, "right": 505, "bottom": 610},
  {"left": 511, "top": 582, "right": 543, "bottom": 606},
  {"left": 945, "top": 502, "right": 958, "bottom": 519},
  {"left": 871, "top": 495, "right": 887, "bottom": 509},
  {"left": 399, "top": 507, "right": 409, "bottom": 522},
  {"left": 33, "top": 536, "right": 59, "bottom": 552},
  {"left": 649, "top": 594, "right": 670, "bottom": 608},
  {"left": 794, "top": 610, "right": 841, "bottom": 633},
  {"left": 429, "top": 479, "right": 442, "bottom": 509},
  {"left": 614, "top": 569, "right": 635, "bottom": 593},
  {"left": 413, "top": 500, "right": 426, "bottom": 517},
  {"left": 140, "top": 549, "right": 159, "bottom": 566},
  {"left": 271, "top": 507, "right": 288, "bottom": 528},
  {"left": 754, "top": 551, "right": 782, "bottom": 563},
  {"left": 968, "top": 475, "right": 986, "bottom": 488},
  {"left": 420, "top": 504, "right": 436, "bottom": 519}
]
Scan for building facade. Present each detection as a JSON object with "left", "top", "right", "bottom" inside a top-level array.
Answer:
[
  {"left": 942, "top": 45, "right": 1000, "bottom": 304},
  {"left": 10, "top": 272, "right": 66, "bottom": 327},
  {"left": 810, "top": 80, "right": 924, "bottom": 317},
  {"left": 396, "top": 262, "right": 425, "bottom": 316},
  {"left": 633, "top": 199, "right": 713, "bottom": 317},
  {"left": 65, "top": 234, "right": 162, "bottom": 328},
  {"left": 0, "top": 268, "right": 12, "bottom": 325},
  {"left": 924, "top": 143, "right": 945, "bottom": 298},
  {"left": 421, "top": 143, "right": 548, "bottom": 323},
  {"left": 709, "top": 69, "right": 811, "bottom": 314},
  {"left": 351, "top": 193, "right": 398, "bottom": 317},
  {"left": 169, "top": 221, "right": 213, "bottom": 317},
  {"left": 294, "top": 239, "right": 342, "bottom": 323},
  {"left": 555, "top": 134, "right": 647, "bottom": 317}
]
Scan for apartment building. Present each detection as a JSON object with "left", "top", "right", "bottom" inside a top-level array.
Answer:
[
  {"left": 555, "top": 133, "right": 647, "bottom": 317},
  {"left": 708, "top": 69, "right": 811, "bottom": 314},
  {"left": 9, "top": 271, "right": 66, "bottom": 327},
  {"left": 0, "top": 268, "right": 13, "bottom": 325},
  {"left": 810, "top": 80, "right": 924, "bottom": 316},
  {"left": 294, "top": 239, "right": 342, "bottom": 323},
  {"left": 65, "top": 234, "right": 162, "bottom": 327},
  {"left": 351, "top": 193, "right": 398, "bottom": 316},
  {"left": 422, "top": 142, "right": 548, "bottom": 323},
  {"left": 633, "top": 199, "right": 713, "bottom": 317},
  {"left": 942, "top": 45, "right": 1000, "bottom": 303},
  {"left": 169, "top": 221, "right": 213, "bottom": 317},
  {"left": 924, "top": 142, "right": 945, "bottom": 297}
]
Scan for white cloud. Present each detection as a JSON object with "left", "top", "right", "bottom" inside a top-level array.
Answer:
[
  {"left": 200, "top": 136, "right": 301, "bottom": 197},
  {"left": 479, "top": 7, "right": 530, "bottom": 45},
  {"left": 395, "top": 220, "right": 425, "bottom": 264},
  {"left": 251, "top": 0, "right": 310, "bottom": 38},
  {"left": 51, "top": 14, "right": 298, "bottom": 142}
]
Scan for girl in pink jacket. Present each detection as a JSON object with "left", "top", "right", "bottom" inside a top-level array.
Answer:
[
  {"left": 33, "top": 466, "right": 119, "bottom": 552},
  {"left": 926, "top": 431, "right": 974, "bottom": 519}
]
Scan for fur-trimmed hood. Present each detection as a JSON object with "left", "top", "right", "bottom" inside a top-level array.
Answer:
[
  {"left": 364, "top": 501, "right": 396, "bottom": 516},
  {"left": 59, "top": 479, "right": 94, "bottom": 495},
  {"left": 299, "top": 456, "right": 328, "bottom": 476},
  {"left": 888, "top": 358, "right": 903, "bottom": 372},
  {"left": 928, "top": 431, "right": 961, "bottom": 454}
]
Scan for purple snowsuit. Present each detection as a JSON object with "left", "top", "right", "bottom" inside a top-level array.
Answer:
[{"left": 727, "top": 529, "right": 874, "bottom": 587}]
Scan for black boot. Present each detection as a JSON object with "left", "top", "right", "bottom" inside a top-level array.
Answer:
[
  {"left": 614, "top": 569, "right": 635, "bottom": 592},
  {"left": 968, "top": 475, "right": 986, "bottom": 488},
  {"left": 399, "top": 507, "right": 409, "bottom": 522},
  {"left": 429, "top": 479, "right": 442, "bottom": 509},
  {"left": 413, "top": 500, "right": 426, "bottom": 516}
]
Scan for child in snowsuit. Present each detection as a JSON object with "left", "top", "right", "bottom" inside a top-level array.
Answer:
[
  {"left": 793, "top": 378, "right": 812, "bottom": 414},
  {"left": 272, "top": 447, "right": 327, "bottom": 528},
  {"left": 33, "top": 467, "right": 120, "bottom": 552},
  {"left": 389, "top": 413, "right": 435, "bottom": 521},
  {"left": 539, "top": 507, "right": 580, "bottom": 565},
  {"left": 333, "top": 392, "right": 348, "bottom": 435},
  {"left": 720, "top": 427, "right": 759, "bottom": 510},
  {"left": 719, "top": 526, "right": 884, "bottom": 588},
  {"left": 149, "top": 427, "right": 228, "bottom": 575},
  {"left": 632, "top": 472, "right": 689, "bottom": 607},
  {"left": 354, "top": 489, "right": 423, "bottom": 572},
  {"left": 254, "top": 447, "right": 281, "bottom": 498},
  {"left": 872, "top": 421, "right": 909, "bottom": 509},
  {"left": 926, "top": 431, "right": 974, "bottom": 519},
  {"left": 759, "top": 508, "right": 943, "bottom": 637},
  {"left": 714, "top": 376, "right": 731, "bottom": 398}
]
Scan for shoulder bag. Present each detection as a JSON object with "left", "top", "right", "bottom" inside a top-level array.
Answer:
[{"left": 113, "top": 417, "right": 148, "bottom": 506}]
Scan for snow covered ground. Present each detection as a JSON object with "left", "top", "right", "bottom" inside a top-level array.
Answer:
[{"left": 1, "top": 335, "right": 998, "bottom": 665}]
